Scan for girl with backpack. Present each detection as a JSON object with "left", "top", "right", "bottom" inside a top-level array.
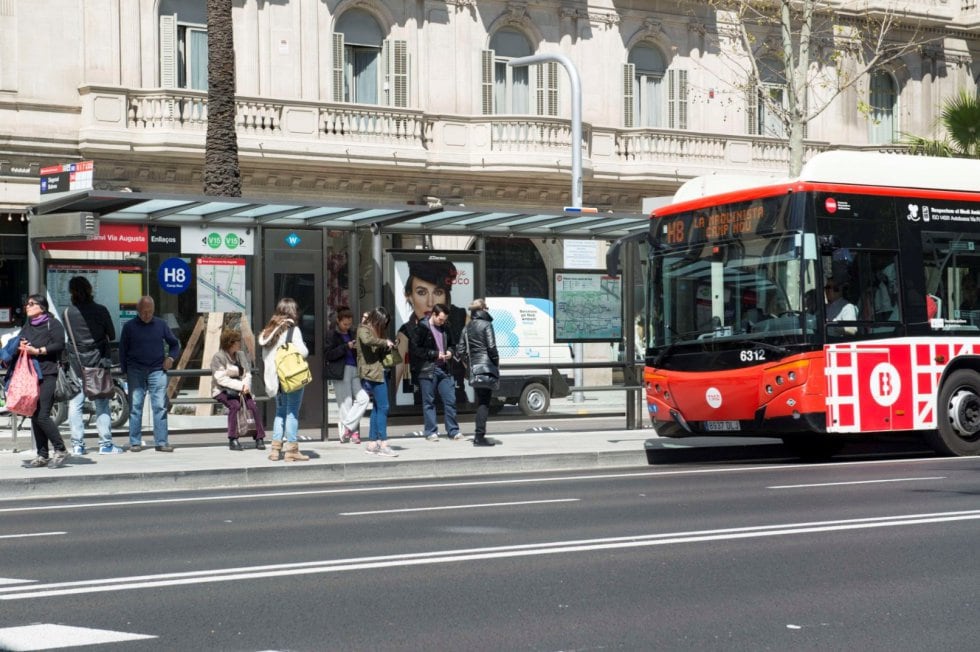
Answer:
[{"left": 258, "top": 298, "right": 309, "bottom": 462}]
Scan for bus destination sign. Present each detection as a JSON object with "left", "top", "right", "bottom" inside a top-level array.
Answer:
[{"left": 662, "top": 201, "right": 768, "bottom": 246}]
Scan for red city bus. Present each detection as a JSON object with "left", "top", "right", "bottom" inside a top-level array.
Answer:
[{"left": 643, "top": 151, "right": 980, "bottom": 458}]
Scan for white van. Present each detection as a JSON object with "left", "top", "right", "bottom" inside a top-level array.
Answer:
[{"left": 486, "top": 297, "right": 574, "bottom": 415}]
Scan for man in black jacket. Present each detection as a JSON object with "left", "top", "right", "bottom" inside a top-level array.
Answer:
[
  {"left": 458, "top": 298, "right": 499, "bottom": 446},
  {"left": 408, "top": 303, "right": 461, "bottom": 441},
  {"left": 65, "top": 276, "right": 121, "bottom": 455}
]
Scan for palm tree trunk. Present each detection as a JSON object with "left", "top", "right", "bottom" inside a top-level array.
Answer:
[{"left": 204, "top": 0, "right": 241, "bottom": 197}]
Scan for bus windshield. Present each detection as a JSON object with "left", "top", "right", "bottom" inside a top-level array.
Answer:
[{"left": 652, "top": 233, "right": 812, "bottom": 347}]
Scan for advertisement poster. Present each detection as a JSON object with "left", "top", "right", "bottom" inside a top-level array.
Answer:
[{"left": 388, "top": 250, "right": 480, "bottom": 409}]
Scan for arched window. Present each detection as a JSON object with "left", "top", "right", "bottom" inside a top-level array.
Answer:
[
  {"left": 159, "top": 0, "right": 208, "bottom": 90},
  {"left": 869, "top": 70, "right": 897, "bottom": 144},
  {"left": 332, "top": 10, "right": 407, "bottom": 107},
  {"left": 623, "top": 44, "right": 687, "bottom": 129},
  {"left": 749, "top": 58, "right": 787, "bottom": 138},
  {"left": 482, "top": 29, "right": 557, "bottom": 116}
]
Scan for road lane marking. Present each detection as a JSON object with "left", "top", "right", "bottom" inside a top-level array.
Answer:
[
  {"left": 0, "top": 456, "right": 976, "bottom": 514},
  {"left": 340, "top": 498, "right": 579, "bottom": 516},
  {"left": 0, "top": 532, "right": 65, "bottom": 540},
  {"left": 768, "top": 476, "right": 946, "bottom": 489},
  {"left": 0, "top": 624, "right": 155, "bottom": 649},
  {"left": 2, "top": 508, "right": 978, "bottom": 601}
]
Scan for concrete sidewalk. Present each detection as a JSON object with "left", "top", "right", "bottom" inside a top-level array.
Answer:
[{"left": 0, "top": 393, "right": 787, "bottom": 500}]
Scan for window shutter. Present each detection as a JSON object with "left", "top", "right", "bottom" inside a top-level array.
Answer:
[
  {"left": 332, "top": 32, "right": 345, "bottom": 102},
  {"left": 623, "top": 63, "right": 635, "bottom": 128},
  {"left": 747, "top": 87, "right": 758, "bottom": 135},
  {"left": 668, "top": 69, "right": 688, "bottom": 129},
  {"left": 160, "top": 14, "right": 177, "bottom": 89},
  {"left": 481, "top": 49, "right": 494, "bottom": 115},
  {"left": 535, "top": 62, "right": 544, "bottom": 115},
  {"left": 535, "top": 62, "right": 558, "bottom": 116},
  {"left": 546, "top": 61, "right": 558, "bottom": 117},
  {"left": 382, "top": 39, "right": 408, "bottom": 108}
]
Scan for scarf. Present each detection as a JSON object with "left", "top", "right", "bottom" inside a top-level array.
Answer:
[{"left": 30, "top": 312, "right": 50, "bottom": 327}]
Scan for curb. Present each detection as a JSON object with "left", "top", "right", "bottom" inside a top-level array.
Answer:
[{"left": 0, "top": 449, "right": 650, "bottom": 500}]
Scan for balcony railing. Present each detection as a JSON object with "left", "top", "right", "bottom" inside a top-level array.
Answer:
[
  {"left": 124, "top": 88, "right": 430, "bottom": 145},
  {"left": 78, "top": 86, "right": 909, "bottom": 182}
]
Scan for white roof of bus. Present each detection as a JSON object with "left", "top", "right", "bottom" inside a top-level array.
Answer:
[
  {"left": 799, "top": 150, "right": 980, "bottom": 193},
  {"left": 670, "top": 151, "right": 980, "bottom": 205}
]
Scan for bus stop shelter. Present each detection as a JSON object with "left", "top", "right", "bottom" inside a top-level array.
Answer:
[{"left": 29, "top": 189, "right": 652, "bottom": 435}]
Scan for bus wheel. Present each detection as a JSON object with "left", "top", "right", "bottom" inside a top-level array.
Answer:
[
  {"left": 51, "top": 400, "right": 67, "bottom": 426},
  {"left": 519, "top": 383, "right": 550, "bottom": 416},
  {"left": 781, "top": 436, "right": 843, "bottom": 461},
  {"left": 109, "top": 385, "right": 129, "bottom": 429},
  {"left": 931, "top": 369, "right": 980, "bottom": 456}
]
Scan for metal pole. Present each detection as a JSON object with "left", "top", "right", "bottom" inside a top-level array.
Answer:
[
  {"left": 508, "top": 53, "right": 582, "bottom": 208},
  {"left": 508, "top": 53, "right": 585, "bottom": 401}
]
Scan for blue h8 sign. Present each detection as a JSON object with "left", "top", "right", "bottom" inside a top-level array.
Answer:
[{"left": 158, "top": 257, "right": 192, "bottom": 294}]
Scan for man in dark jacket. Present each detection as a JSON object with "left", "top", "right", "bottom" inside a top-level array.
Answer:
[
  {"left": 408, "top": 303, "right": 460, "bottom": 441},
  {"left": 458, "top": 298, "right": 499, "bottom": 446},
  {"left": 65, "top": 276, "right": 120, "bottom": 455}
]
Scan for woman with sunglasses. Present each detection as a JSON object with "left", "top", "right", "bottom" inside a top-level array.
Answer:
[{"left": 19, "top": 294, "right": 69, "bottom": 468}]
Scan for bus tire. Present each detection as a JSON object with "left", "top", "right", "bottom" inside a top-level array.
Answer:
[
  {"left": 109, "top": 385, "right": 129, "bottom": 429},
  {"left": 519, "top": 382, "right": 550, "bottom": 417},
  {"left": 51, "top": 400, "right": 67, "bottom": 426},
  {"left": 931, "top": 369, "right": 980, "bottom": 456},
  {"left": 781, "top": 436, "right": 843, "bottom": 461}
]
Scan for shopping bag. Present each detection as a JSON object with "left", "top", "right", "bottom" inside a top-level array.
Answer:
[
  {"left": 236, "top": 403, "right": 257, "bottom": 437},
  {"left": 6, "top": 351, "right": 39, "bottom": 416}
]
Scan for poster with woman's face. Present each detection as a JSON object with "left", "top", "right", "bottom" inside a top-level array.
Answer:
[{"left": 390, "top": 252, "right": 477, "bottom": 408}]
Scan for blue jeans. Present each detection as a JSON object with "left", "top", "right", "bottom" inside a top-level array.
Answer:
[
  {"left": 273, "top": 388, "right": 304, "bottom": 443},
  {"left": 69, "top": 391, "right": 112, "bottom": 448},
  {"left": 127, "top": 367, "right": 169, "bottom": 446},
  {"left": 419, "top": 367, "right": 459, "bottom": 437},
  {"left": 365, "top": 378, "right": 389, "bottom": 441}
]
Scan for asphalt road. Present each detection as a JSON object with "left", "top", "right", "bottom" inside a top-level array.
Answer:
[{"left": 1, "top": 454, "right": 978, "bottom": 651}]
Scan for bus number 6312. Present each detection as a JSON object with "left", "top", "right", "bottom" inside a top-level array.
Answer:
[{"left": 739, "top": 349, "right": 766, "bottom": 363}]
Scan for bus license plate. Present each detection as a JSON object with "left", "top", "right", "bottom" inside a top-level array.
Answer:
[{"left": 705, "top": 420, "right": 740, "bottom": 432}]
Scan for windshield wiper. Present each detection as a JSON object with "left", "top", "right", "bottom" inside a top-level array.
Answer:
[{"left": 741, "top": 338, "right": 789, "bottom": 356}]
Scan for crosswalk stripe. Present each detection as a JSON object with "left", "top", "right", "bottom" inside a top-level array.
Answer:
[{"left": 0, "top": 624, "right": 155, "bottom": 650}]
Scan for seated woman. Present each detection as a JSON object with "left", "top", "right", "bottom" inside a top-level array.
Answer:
[{"left": 210, "top": 329, "right": 266, "bottom": 451}]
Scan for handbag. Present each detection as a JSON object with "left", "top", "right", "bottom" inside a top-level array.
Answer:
[
  {"left": 53, "top": 363, "right": 82, "bottom": 402},
  {"left": 463, "top": 328, "right": 500, "bottom": 390},
  {"left": 6, "top": 350, "right": 39, "bottom": 416},
  {"left": 236, "top": 401, "right": 257, "bottom": 437},
  {"left": 381, "top": 346, "right": 402, "bottom": 369},
  {"left": 80, "top": 364, "right": 114, "bottom": 399},
  {"left": 64, "top": 307, "right": 115, "bottom": 399}
]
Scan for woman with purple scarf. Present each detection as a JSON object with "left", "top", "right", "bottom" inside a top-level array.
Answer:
[{"left": 18, "top": 294, "right": 69, "bottom": 468}]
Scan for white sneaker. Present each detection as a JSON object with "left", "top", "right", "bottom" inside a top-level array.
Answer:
[
  {"left": 71, "top": 443, "right": 86, "bottom": 456},
  {"left": 377, "top": 446, "right": 398, "bottom": 458},
  {"left": 425, "top": 433, "right": 440, "bottom": 442}
]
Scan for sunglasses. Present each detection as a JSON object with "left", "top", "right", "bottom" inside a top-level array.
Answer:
[{"left": 25, "top": 300, "right": 40, "bottom": 307}]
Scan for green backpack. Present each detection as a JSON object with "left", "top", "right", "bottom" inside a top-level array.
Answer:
[{"left": 275, "top": 326, "right": 312, "bottom": 393}]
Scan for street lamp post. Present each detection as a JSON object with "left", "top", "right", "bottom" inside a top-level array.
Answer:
[
  {"left": 508, "top": 53, "right": 582, "bottom": 208},
  {"left": 508, "top": 53, "right": 585, "bottom": 401}
]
